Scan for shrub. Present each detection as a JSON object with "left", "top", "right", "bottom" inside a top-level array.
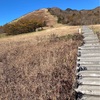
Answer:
[{"left": 3, "top": 19, "right": 46, "bottom": 35}]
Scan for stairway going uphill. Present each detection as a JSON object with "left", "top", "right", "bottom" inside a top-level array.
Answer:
[{"left": 75, "top": 26, "right": 100, "bottom": 100}]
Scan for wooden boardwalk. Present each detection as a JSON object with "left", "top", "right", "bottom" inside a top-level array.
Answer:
[{"left": 75, "top": 26, "right": 100, "bottom": 100}]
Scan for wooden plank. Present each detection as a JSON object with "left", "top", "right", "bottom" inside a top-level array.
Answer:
[{"left": 75, "top": 85, "right": 100, "bottom": 96}]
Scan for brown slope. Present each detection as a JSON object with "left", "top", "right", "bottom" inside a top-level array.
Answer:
[
  {"left": 48, "top": 7, "right": 100, "bottom": 25},
  {"left": 2, "top": 9, "right": 58, "bottom": 35},
  {"left": 10, "top": 8, "right": 58, "bottom": 27}
]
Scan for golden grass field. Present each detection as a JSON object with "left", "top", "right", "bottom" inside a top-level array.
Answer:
[
  {"left": 0, "top": 25, "right": 83, "bottom": 100},
  {"left": 0, "top": 25, "right": 80, "bottom": 42},
  {"left": 89, "top": 24, "right": 100, "bottom": 33},
  {"left": 89, "top": 24, "right": 100, "bottom": 40}
]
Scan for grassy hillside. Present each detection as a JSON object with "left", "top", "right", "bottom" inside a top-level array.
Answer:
[
  {"left": 10, "top": 9, "right": 57, "bottom": 27},
  {"left": 0, "top": 26, "right": 83, "bottom": 100},
  {"left": 2, "top": 9, "right": 57, "bottom": 35}
]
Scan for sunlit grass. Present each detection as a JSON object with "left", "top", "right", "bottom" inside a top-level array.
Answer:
[
  {"left": 0, "top": 25, "right": 83, "bottom": 99},
  {"left": 89, "top": 24, "right": 100, "bottom": 40},
  {"left": 0, "top": 34, "right": 6, "bottom": 38}
]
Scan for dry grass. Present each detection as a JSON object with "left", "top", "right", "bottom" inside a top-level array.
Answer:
[
  {"left": 10, "top": 9, "right": 58, "bottom": 27},
  {"left": 89, "top": 24, "right": 100, "bottom": 33},
  {"left": 0, "top": 26, "right": 82, "bottom": 100},
  {"left": 0, "top": 25, "right": 79, "bottom": 42},
  {"left": 89, "top": 24, "right": 100, "bottom": 40}
]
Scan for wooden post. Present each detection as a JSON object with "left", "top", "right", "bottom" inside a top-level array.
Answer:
[{"left": 78, "top": 28, "right": 82, "bottom": 34}]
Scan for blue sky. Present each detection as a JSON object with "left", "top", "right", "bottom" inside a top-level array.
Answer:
[{"left": 0, "top": 0, "right": 100, "bottom": 26}]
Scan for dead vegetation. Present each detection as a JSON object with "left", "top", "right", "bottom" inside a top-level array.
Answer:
[
  {"left": 10, "top": 9, "right": 57, "bottom": 27},
  {"left": 0, "top": 25, "right": 80, "bottom": 40},
  {"left": 89, "top": 24, "right": 100, "bottom": 40},
  {"left": 48, "top": 7, "right": 100, "bottom": 25},
  {"left": 0, "top": 9, "right": 58, "bottom": 36},
  {"left": 0, "top": 26, "right": 83, "bottom": 100}
]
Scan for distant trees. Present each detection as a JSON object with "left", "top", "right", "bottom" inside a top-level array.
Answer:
[
  {"left": 3, "top": 18, "right": 46, "bottom": 35},
  {"left": 48, "top": 7, "right": 100, "bottom": 25},
  {"left": 0, "top": 26, "right": 4, "bottom": 33}
]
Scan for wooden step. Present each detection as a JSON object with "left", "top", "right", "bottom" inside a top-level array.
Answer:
[
  {"left": 77, "top": 57, "right": 100, "bottom": 61},
  {"left": 78, "top": 64, "right": 100, "bottom": 67},
  {"left": 77, "top": 61, "right": 100, "bottom": 65},
  {"left": 77, "top": 71, "right": 100, "bottom": 78},
  {"left": 83, "top": 38, "right": 99, "bottom": 41},
  {"left": 84, "top": 41, "right": 99, "bottom": 43},
  {"left": 77, "top": 78, "right": 100, "bottom": 85},
  {"left": 79, "top": 53, "right": 100, "bottom": 57},
  {"left": 76, "top": 26, "right": 100, "bottom": 100},
  {"left": 84, "top": 35, "right": 98, "bottom": 38},
  {"left": 78, "top": 57, "right": 100, "bottom": 59},
  {"left": 77, "top": 66, "right": 100, "bottom": 71},
  {"left": 83, "top": 36, "right": 97, "bottom": 38},
  {"left": 83, "top": 43, "right": 100, "bottom": 46},
  {"left": 84, "top": 37, "right": 98, "bottom": 39},
  {"left": 78, "top": 46, "right": 100, "bottom": 50},
  {"left": 75, "top": 85, "right": 100, "bottom": 96},
  {"left": 78, "top": 59, "right": 100, "bottom": 62},
  {"left": 77, "top": 55, "right": 100, "bottom": 61},
  {"left": 79, "top": 95, "right": 100, "bottom": 100},
  {"left": 78, "top": 49, "right": 100, "bottom": 53},
  {"left": 84, "top": 39, "right": 99, "bottom": 41}
]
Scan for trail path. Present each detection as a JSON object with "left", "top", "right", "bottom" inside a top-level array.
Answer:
[{"left": 76, "top": 26, "right": 100, "bottom": 100}]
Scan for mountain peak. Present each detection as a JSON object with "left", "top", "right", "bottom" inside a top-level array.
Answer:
[{"left": 66, "top": 8, "right": 72, "bottom": 11}]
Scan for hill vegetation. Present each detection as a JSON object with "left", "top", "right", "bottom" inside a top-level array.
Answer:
[
  {"left": 0, "top": 9, "right": 57, "bottom": 35},
  {"left": 0, "top": 26, "right": 4, "bottom": 33},
  {"left": 3, "top": 18, "right": 46, "bottom": 35},
  {"left": 48, "top": 7, "right": 100, "bottom": 25}
]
